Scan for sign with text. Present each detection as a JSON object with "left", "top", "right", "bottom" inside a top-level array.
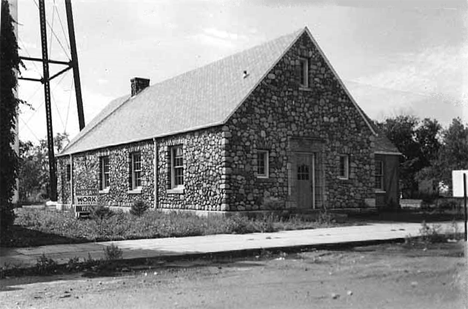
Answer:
[
  {"left": 75, "top": 188, "right": 98, "bottom": 212},
  {"left": 452, "top": 170, "right": 468, "bottom": 198}
]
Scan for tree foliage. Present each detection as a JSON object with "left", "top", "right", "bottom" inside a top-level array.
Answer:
[
  {"left": 19, "top": 133, "right": 69, "bottom": 202},
  {"left": 417, "top": 118, "right": 468, "bottom": 192},
  {"left": 0, "top": 0, "right": 23, "bottom": 241},
  {"left": 377, "top": 116, "right": 442, "bottom": 197}
]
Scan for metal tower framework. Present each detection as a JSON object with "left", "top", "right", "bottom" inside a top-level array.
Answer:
[{"left": 19, "top": 0, "right": 84, "bottom": 201}]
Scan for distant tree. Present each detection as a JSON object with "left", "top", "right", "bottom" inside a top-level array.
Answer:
[
  {"left": 19, "top": 133, "right": 69, "bottom": 201},
  {"left": 377, "top": 115, "right": 422, "bottom": 197},
  {"left": 415, "top": 118, "right": 442, "bottom": 165},
  {"left": 0, "top": 0, "right": 23, "bottom": 242},
  {"left": 418, "top": 118, "right": 468, "bottom": 192}
]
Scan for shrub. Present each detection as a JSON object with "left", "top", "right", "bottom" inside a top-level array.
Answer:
[
  {"left": 35, "top": 254, "right": 58, "bottom": 275},
  {"left": 103, "top": 244, "right": 123, "bottom": 260},
  {"left": 438, "top": 199, "right": 458, "bottom": 211},
  {"left": 90, "top": 205, "right": 114, "bottom": 221},
  {"left": 317, "top": 209, "right": 333, "bottom": 225},
  {"left": 130, "top": 200, "right": 149, "bottom": 217}
]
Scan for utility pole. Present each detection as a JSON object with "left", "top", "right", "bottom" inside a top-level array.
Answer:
[{"left": 19, "top": 0, "right": 85, "bottom": 201}]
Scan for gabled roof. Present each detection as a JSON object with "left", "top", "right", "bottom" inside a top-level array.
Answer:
[{"left": 60, "top": 27, "right": 377, "bottom": 156}]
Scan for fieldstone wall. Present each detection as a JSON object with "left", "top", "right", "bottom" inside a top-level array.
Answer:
[
  {"left": 157, "top": 127, "right": 226, "bottom": 211},
  {"left": 223, "top": 32, "right": 376, "bottom": 210},
  {"left": 57, "top": 141, "right": 155, "bottom": 207},
  {"left": 57, "top": 127, "right": 225, "bottom": 211}
]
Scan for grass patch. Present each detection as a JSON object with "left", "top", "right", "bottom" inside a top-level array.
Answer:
[{"left": 7, "top": 208, "right": 344, "bottom": 247}]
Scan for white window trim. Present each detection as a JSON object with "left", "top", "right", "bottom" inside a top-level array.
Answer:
[
  {"left": 99, "top": 156, "right": 110, "bottom": 191},
  {"left": 131, "top": 152, "right": 142, "bottom": 190},
  {"left": 170, "top": 145, "right": 184, "bottom": 189},
  {"left": 338, "top": 155, "right": 349, "bottom": 180},
  {"left": 299, "top": 58, "right": 309, "bottom": 88},
  {"left": 257, "top": 150, "right": 269, "bottom": 179}
]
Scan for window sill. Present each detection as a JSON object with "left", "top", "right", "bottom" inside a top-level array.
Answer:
[
  {"left": 338, "top": 176, "right": 349, "bottom": 180},
  {"left": 375, "top": 189, "right": 386, "bottom": 194},
  {"left": 299, "top": 86, "right": 312, "bottom": 91},
  {"left": 127, "top": 187, "right": 142, "bottom": 194},
  {"left": 99, "top": 188, "right": 110, "bottom": 194},
  {"left": 256, "top": 175, "right": 269, "bottom": 179},
  {"left": 167, "top": 187, "right": 185, "bottom": 194}
]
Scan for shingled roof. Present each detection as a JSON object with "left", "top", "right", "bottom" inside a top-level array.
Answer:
[{"left": 60, "top": 27, "right": 382, "bottom": 156}]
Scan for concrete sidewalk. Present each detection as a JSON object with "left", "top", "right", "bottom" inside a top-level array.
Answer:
[{"left": 0, "top": 222, "right": 463, "bottom": 268}]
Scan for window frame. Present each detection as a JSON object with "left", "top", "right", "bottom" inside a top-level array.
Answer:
[
  {"left": 257, "top": 150, "right": 269, "bottom": 179},
  {"left": 66, "top": 164, "right": 71, "bottom": 182},
  {"left": 338, "top": 155, "right": 349, "bottom": 180},
  {"left": 299, "top": 58, "right": 309, "bottom": 88},
  {"left": 130, "top": 152, "right": 142, "bottom": 190},
  {"left": 375, "top": 160, "right": 384, "bottom": 191},
  {"left": 99, "top": 156, "right": 110, "bottom": 191},
  {"left": 171, "top": 145, "right": 184, "bottom": 189}
]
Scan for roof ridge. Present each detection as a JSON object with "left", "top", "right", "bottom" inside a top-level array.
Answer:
[
  {"left": 147, "top": 27, "right": 306, "bottom": 90},
  {"left": 222, "top": 27, "right": 306, "bottom": 123},
  {"left": 60, "top": 27, "right": 307, "bottom": 156},
  {"left": 60, "top": 95, "right": 130, "bottom": 154}
]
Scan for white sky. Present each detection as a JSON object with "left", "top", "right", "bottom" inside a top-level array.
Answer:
[{"left": 14, "top": 0, "right": 468, "bottom": 144}]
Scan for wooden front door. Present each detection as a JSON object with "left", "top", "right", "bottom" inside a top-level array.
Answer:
[{"left": 297, "top": 154, "right": 314, "bottom": 209}]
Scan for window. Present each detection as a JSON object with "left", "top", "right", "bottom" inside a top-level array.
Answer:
[
  {"left": 257, "top": 150, "right": 269, "bottom": 178},
  {"left": 171, "top": 146, "right": 184, "bottom": 188},
  {"left": 297, "top": 164, "right": 310, "bottom": 180},
  {"left": 66, "top": 164, "right": 71, "bottom": 182},
  {"left": 99, "top": 156, "right": 110, "bottom": 190},
  {"left": 338, "top": 155, "right": 349, "bottom": 179},
  {"left": 299, "top": 58, "right": 309, "bottom": 87},
  {"left": 130, "top": 152, "right": 142, "bottom": 189},
  {"left": 375, "top": 160, "right": 384, "bottom": 190}
]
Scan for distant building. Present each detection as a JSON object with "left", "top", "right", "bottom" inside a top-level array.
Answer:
[{"left": 57, "top": 27, "right": 400, "bottom": 213}]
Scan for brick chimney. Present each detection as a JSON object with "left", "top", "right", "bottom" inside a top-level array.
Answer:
[{"left": 131, "top": 77, "right": 150, "bottom": 97}]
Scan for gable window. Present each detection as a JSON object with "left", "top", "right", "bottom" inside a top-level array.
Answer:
[
  {"left": 171, "top": 146, "right": 184, "bottom": 188},
  {"left": 130, "top": 152, "right": 142, "bottom": 190},
  {"left": 99, "top": 156, "right": 110, "bottom": 190},
  {"left": 257, "top": 150, "right": 269, "bottom": 178},
  {"left": 375, "top": 160, "right": 384, "bottom": 190},
  {"left": 299, "top": 58, "right": 309, "bottom": 87},
  {"left": 338, "top": 155, "right": 349, "bottom": 179}
]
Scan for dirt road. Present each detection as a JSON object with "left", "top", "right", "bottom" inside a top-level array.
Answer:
[{"left": 1, "top": 242, "right": 466, "bottom": 309}]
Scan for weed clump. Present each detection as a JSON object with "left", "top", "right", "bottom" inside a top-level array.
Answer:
[{"left": 35, "top": 254, "right": 58, "bottom": 275}]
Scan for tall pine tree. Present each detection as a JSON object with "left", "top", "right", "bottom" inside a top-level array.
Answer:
[{"left": 0, "top": 0, "right": 22, "bottom": 242}]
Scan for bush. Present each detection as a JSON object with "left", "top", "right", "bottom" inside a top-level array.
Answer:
[
  {"left": 35, "top": 254, "right": 58, "bottom": 275},
  {"left": 130, "top": 200, "right": 149, "bottom": 217},
  {"left": 90, "top": 205, "right": 114, "bottom": 221},
  {"left": 103, "top": 244, "right": 123, "bottom": 260}
]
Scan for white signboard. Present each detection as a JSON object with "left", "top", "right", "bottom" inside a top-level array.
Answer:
[
  {"left": 74, "top": 188, "right": 98, "bottom": 212},
  {"left": 452, "top": 170, "right": 468, "bottom": 197}
]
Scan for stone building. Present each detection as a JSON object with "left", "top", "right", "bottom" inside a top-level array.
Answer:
[{"left": 57, "top": 27, "right": 400, "bottom": 213}]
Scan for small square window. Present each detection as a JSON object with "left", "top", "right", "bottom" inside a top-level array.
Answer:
[
  {"left": 375, "top": 160, "right": 384, "bottom": 190},
  {"left": 338, "top": 155, "right": 349, "bottom": 179},
  {"left": 257, "top": 150, "right": 269, "bottom": 178},
  {"left": 100, "top": 156, "right": 110, "bottom": 190},
  {"left": 299, "top": 58, "right": 309, "bottom": 87},
  {"left": 130, "top": 152, "right": 142, "bottom": 190}
]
